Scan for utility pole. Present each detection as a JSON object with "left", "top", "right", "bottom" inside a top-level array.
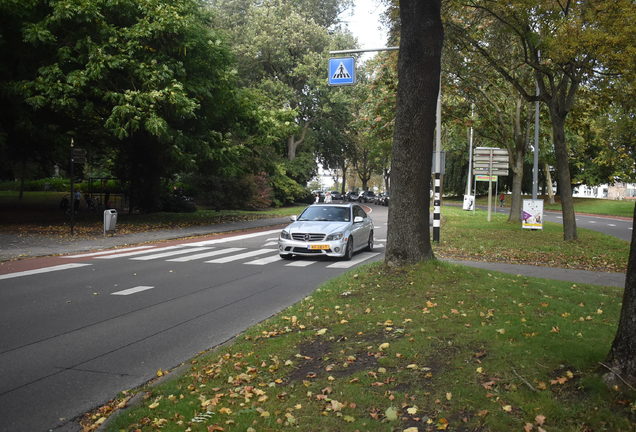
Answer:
[
  {"left": 433, "top": 84, "right": 442, "bottom": 242},
  {"left": 532, "top": 81, "right": 540, "bottom": 200}
]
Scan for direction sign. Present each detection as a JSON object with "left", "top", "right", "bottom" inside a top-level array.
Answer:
[
  {"left": 472, "top": 147, "right": 509, "bottom": 176},
  {"left": 328, "top": 57, "right": 355, "bottom": 86}
]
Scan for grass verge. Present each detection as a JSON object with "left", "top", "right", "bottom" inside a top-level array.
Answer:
[
  {"left": 446, "top": 196, "right": 634, "bottom": 219},
  {"left": 434, "top": 207, "right": 628, "bottom": 273},
  {"left": 93, "top": 260, "right": 633, "bottom": 432}
]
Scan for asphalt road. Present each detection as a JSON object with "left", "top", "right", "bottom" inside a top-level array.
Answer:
[{"left": 0, "top": 206, "right": 389, "bottom": 432}]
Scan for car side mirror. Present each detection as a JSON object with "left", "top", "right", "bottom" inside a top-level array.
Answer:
[
  {"left": 290, "top": 215, "right": 298, "bottom": 221},
  {"left": 354, "top": 216, "right": 364, "bottom": 223}
]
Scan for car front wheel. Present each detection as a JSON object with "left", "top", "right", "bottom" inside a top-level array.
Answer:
[
  {"left": 365, "top": 231, "right": 373, "bottom": 251},
  {"left": 279, "top": 254, "right": 293, "bottom": 260},
  {"left": 344, "top": 238, "right": 354, "bottom": 261}
]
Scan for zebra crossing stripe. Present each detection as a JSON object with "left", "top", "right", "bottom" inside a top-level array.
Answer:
[
  {"left": 166, "top": 248, "right": 245, "bottom": 262},
  {"left": 187, "top": 229, "right": 282, "bottom": 246},
  {"left": 96, "top": 245, "right": 183, "bottom": 259},
  {"left": 285, "top": 260, "right": 317, "bottom": 267},
  {"left": 130, "top": 247, "right": 213, "bottom": 261},
  {"left": 63, "top": 245, "right": 155, "bottom": 258},
  {"left": 245, "top": 255, "right": 283, "bottom": 265},
  {"left": 326, "top": 252, "right": 380, "bottom": 269},
  {"left": 205, "top": 249, "right": 277, "bottom": 264},
  {"left": 0, "top": 263, "right": 91, "bottom": 280}
]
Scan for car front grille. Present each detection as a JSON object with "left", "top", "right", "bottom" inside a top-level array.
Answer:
[{"left": 291, "top": 233, "right": 325, "bottom": 242}]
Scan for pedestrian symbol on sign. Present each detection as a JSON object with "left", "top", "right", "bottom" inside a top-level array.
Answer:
[
  {"left": 332, "top": 62, "right": 351, "bottom": 79},
  {"left": 328, "top": 57, "right": 355, "bottom": 86}
]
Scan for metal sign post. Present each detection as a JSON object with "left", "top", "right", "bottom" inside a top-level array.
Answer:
[{"left": 473, "top": 147, "right": 509, "bottom": 221}]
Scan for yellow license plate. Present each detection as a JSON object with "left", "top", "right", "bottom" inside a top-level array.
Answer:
[{"left": 309, "top": 244, "right": 330, "bottom": 250}]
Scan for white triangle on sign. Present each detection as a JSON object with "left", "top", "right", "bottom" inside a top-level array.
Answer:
[{"left": 332, "top": 62, "right": 352, "bottom": 79}]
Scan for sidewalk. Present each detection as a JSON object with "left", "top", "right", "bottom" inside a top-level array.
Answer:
[
  {"left": 0, "top": 216, "right": 626, "bottom": 288},
  {"left": 0, "top": 216, "right": 291, "bottom": 263}
]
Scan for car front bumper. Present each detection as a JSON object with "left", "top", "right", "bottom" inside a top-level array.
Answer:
[{"left": 278, "top": 237, "right": 348, "bottom": 257}]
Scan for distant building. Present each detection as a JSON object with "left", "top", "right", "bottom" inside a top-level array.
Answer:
[{"left": 572, "top": 183, "right": 636, "bottom": 200}]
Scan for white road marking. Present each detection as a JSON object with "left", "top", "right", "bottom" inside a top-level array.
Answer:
[
  {"left": 187, "top": 229, "right": 282, "bottom": 246},
  {"left": 96, "top": 245, "right": 183, "bottom": 259},
  {"left": 0, "top": 263, "right": 92, "bottom": 281},
  {"left": 131, "top": 247, "right": 213, "bottom": 261},
  {"left": 111, "top": 286, "right": 155, "bottom": 296},
  {"left": 263, "top": 241, "right": 278, "bottom": 247},
  {"left": 608, "top": 224, "right": 616, "bottom": 227},
  {"left": 206, "top": 249, "right": 277, "bottom": 264},
  {"left": 376, "top": 238, "right": 387, "bottom": 242},
  {"left": 285, "top": 260, "right": 317, "bottom": 267},
  {"left": 266, "top": 237, "right": 278, "bottom": 241},
  {"left": 588, "top": 221, "right": 597, "bottom": 224},
  {"left": 166, "top": 248, "right": 245, "bottom": 262},
  {"left": 326, "top": 252, "right": 380, "bottom": 269},
  {"left": 63, "top": 246, "right": 155, "bottom": 258},
  {"left": 374, "top": 244, "right": 385, "bottom": 249},
  {"left": 245, "top": 255, "right": 283, "bottom": 265}
]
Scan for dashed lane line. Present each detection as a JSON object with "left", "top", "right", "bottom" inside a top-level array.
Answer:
[{"left": 111, "top": 286, "right": 155, "bottom": 296}]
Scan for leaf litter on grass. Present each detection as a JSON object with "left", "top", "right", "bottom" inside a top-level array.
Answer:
[{"left": 99, "top": 260, "right": 634, "bottom": 432}]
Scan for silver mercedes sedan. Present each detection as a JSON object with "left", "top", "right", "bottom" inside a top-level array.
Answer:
[{"left": 278, "top": 203, "right": 374, "bottom": 260}]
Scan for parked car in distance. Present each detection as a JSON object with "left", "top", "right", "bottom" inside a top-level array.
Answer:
[
  {"left": 345, "top": 191, "right": 359, "bottom": 202},
  {"left": 381, "top": 194, "right": 390, "bottom": 206},
  {"left": 278, "top": 203, "right": 374, "bottom": 260},
  {"left": 330, "top": 191, "right": 343, "bottom": 201},
  {"left": 358, "top": 190, "right": 376, "bottom": 203},
  {"left": 372, "top": 193, "right": 385, "bottom": 205},
  {"left": 311, "top": 190, "right": 325, "bottom": 203}
]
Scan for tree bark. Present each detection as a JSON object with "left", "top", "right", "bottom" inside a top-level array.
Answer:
[
  {"left": 287, "top": 123, "right": 309, "bottom": 160},
  {"left": 549, "top": 106, "right": 577, "bottom": 240},
  {"left": 386, "top": 0, "right": 443, "bottom": 266},
  {"left": 544, "top": 162, "right": 555, "bottom": 204},
  {"left": 604, "top": 203, "right": 636, "bottom": 388}
]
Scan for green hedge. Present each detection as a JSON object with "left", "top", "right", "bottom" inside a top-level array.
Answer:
[{"left": 0, "top": 177, "right": 123, "bottom": 193}]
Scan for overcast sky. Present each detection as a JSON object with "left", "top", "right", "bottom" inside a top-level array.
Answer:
[{"left": 340, "top": 0, "right": 388, "bottom": 61}]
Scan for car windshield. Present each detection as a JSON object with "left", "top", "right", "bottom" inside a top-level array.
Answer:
[{"left": 298, "top": 206, "right": 350, "bottom": 222}]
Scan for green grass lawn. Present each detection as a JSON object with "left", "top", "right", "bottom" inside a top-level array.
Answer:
[
  {"left": 434, "top": 207, "right": 629, "bottom": 273},
  {"left": 446, "top": 195, "right": 635, "bottom": 219},
  {"left": 96, "top": 260, "right": 634, "bottom": 432}
]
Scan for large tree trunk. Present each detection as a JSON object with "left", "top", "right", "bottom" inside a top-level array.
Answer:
[
  {"left": 287, "top": 123, "right": 309, "bottom": 161},
  {"left": 604, "top": 203, "right": 636, "bottom": 388},
  {"left": 385, "top": 0, "right": 442, "bottom": 266},
  {"left": 549, "top": 107, "right": 577, "bottom": 240},
  {"left": 509, "top": 152, "right": 524, "bottom": 222}
]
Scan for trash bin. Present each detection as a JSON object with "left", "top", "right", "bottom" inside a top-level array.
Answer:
[{"left": 104, "top": 209, "right": 117, "bottom": 234}]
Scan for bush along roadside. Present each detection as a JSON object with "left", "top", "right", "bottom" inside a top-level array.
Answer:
[{"left": 92, "top": 260, "right": 634, "bottom": 432}]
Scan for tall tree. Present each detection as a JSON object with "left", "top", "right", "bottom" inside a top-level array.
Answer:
[
  {"left": 448, "top": 0, "right": 635, "bottom": 240},
  {"left": 385, "top": 0, "right": 443, "bottom": 266},
  {"left": 604, "top": 203, "right": 636, "bottom": 388}
]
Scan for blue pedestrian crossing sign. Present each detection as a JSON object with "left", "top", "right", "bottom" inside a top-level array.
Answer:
[{"left": 328, "top": 57, "right": 356, "bottom": 86}]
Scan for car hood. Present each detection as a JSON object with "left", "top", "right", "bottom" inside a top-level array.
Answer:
[{"left": 286, "top": 221, "right": 350, "bottom": 234}]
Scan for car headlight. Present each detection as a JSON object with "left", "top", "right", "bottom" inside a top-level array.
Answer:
[
  {"left": 280, "top": 230, "right": 291, "bottom": 240},
  {"left": 326, "top": 232, "right": 344, "bottom": 241}
]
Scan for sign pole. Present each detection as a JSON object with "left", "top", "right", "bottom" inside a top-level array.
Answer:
[
  {"left": 69, "top": 138, "right": 75, "bottom": 235},
  {"left": 433, "top": 83, "right": 442, "bottom": 243},
  {"left": 487, "top": 150, "right": 493, "bottom": 222}
]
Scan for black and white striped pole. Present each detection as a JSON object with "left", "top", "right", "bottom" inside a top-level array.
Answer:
[{"left": 433, "top": 84, "right": 442, "bottom": 243}]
